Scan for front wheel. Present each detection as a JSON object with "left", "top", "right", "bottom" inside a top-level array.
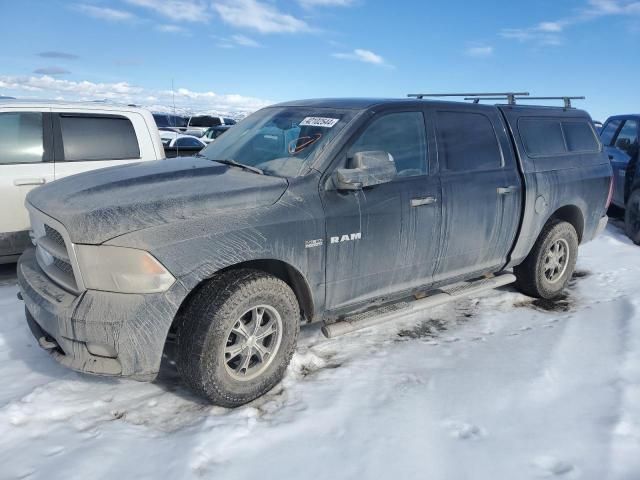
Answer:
[
  {"left": 176, "top": 269, "right": 300, "bottom": 407},
  {"left": 514, "top": 220, "right": 579, "bottom": 299},
  {"left": 624, "top": 189, "right": 640, "bottom": 245}
]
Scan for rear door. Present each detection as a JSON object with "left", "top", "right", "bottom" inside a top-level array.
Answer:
[
  {"left": 52, "top": 112, "right": 143, "bottom": 180},
  {"left": 429, "top": 105, "right": 522, "bottom": 282},
  {"left": 0, "top": 108, "right": 54, "bottom": 255},
  {"left": 606, "top": 118, "right": 639, "bottom": 206}
]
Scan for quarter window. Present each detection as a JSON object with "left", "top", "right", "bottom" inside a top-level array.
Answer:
[
  {"left": 613, "top": 119, "right": 639, "bottom": 157},
  {"left": 0, "top": 112, "right": 44, "bottom": 164},
  {"left": 59, "top": 114, "right": 140, "bottom": 161},
  {"left": 348, "top": 112, "right": 427, "bottom": 177},
  {"left": 600, "top": 119, "right": 622, "bottom": 146},
  {"left": 437, "top": 111, "right": 502, "bottom": 172}
]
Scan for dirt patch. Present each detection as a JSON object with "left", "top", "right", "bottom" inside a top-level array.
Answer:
[
  {"left": 516, "top": 293, "right": 573, "bottom": 313},
  {"left": 571, "top": 270, "right": 591, "bottom": 279},
  {"left": 397, "top": 318, "right": 448, "bottom": 340},
  {"left": 568, "top": 269, "right": 590, "bottom": 288}
]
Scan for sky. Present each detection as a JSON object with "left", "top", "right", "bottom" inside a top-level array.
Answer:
[{"left": 1, "top": 0, "right": 639, "bottom": 120}]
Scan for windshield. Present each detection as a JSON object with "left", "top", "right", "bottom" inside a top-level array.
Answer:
[{"left": 199, "top": 106, "right": 354, "bottom": 177}]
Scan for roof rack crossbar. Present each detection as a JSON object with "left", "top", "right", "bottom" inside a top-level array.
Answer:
[
  {"left": 463, "top": 95, "right": 586, "bottom": 108},
  {"left": 408, "top": 92, "right": 529, "bottom": 105},
  {"left": 514, "top": 96, "right": 585, "bottom": 108}
]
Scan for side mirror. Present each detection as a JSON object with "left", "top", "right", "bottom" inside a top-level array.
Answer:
[{"left": 333, "top": 151, "right": 396, "bottom": 191}]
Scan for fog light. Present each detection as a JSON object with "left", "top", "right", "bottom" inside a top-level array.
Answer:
[{"left": 86, "top": 342, "right": 118, "bottom": 358}]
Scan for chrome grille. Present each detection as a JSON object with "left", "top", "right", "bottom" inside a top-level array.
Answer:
[{"left": 30, "top": 214, "right": 80, "bottom": 294}]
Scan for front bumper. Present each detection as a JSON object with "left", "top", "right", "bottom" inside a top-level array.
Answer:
[{"left": 17, "top": 248, "right": 188, "bottom": 380}]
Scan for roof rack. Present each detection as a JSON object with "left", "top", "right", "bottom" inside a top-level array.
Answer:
[
  {"left": 407, "top": 92, "right": 530, "bottom": 105},
  {"left": 463, "top": 95, "right": 585, "bottom": 109}
]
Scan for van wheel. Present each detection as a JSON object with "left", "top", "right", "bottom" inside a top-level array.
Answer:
[
  {"left": 624, "top": 189, "right": 640, "bottom": 245},
  {"left": 176, "top": 269, "right": 300, "bottom": 407},
  {"left": 514, "top": 220, "right": 578, "bottom": 299}
]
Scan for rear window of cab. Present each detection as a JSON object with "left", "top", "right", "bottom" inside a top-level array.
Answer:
[{"left": 518, "top": 117, "right": 601, "bottom": 157}]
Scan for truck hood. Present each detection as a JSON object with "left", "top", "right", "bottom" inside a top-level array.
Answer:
[{"left": 27, "top": 157, "right": 288, "bottom": 244}]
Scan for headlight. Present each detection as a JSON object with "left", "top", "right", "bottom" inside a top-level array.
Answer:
[{"left": 75, "top": 245, "right": 175, "bottom": 294}]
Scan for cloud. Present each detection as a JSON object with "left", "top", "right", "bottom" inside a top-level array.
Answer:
[
  {"left": 298, "top": 0, "right": 356, "bottom": 7},
  {"left": 33, "top": 67, "right": 71, "bottom": 75},
  {"left": 231, "top": 34, "right": 261, "bottom": 47},
  {"left": 37, "top": 51, "right": 79, "bottom": 60},
  {"left": 214, "top": 0, "right": 310, "bottom": 34},
  {"left": 156, "top": 24, "right": 186, "bottom": 33},
  {"left": 502, "top": 0, "right": 640, "bottom": 46},
  {"left": 75, "top": 4, "right": 136, "bottom": 22},
  {"left": 124, "top": 0, "right": 211, "bottom": 22},
  {"left": 0, "top": 74, "right": 270, "bottom": 113},
  {"left": 466, "top": 46, "right": 494, "bottom": 57},
  {"left": 332, "top": 49, "right": 390, "bottom": 67}
]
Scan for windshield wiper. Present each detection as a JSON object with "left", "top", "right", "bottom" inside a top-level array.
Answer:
[{"left": 212, "top": 159, "right": 264, "bottom": 175}]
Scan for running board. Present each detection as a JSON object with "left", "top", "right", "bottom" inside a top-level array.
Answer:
[{"left": 321, "top": 273, "right": 516, "bottom": 338}]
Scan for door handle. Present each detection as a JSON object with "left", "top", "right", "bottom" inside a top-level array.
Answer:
[
  {"left": 13, "top": 178, "right": 46, "bottom": 186},
  {"left": 497, "top": 186, "right": 518, "bottom": 195},
  {"left": 411, "top": 196, "right": 437, "bottom": 207}
]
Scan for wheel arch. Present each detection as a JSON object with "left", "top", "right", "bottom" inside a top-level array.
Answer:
[
  {"left": 169, "top": 259, "right": 315, "bottom": 337},
  {"left": 546, "top": 205, "right": 585, "bottom": 243}
]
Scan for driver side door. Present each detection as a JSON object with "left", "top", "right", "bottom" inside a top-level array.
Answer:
[{"left": 321, "top": 109, "right": 441, "bottom": 312}]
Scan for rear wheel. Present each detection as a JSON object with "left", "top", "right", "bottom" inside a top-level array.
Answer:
[
  {"left": 514, "top": 220, "right": 579, "bottom": 299},
  {"left": 176, "top": 269, "right": 300, "bottom": 407},
  {"left": 624, "top": 189, "right": 640, "bottom": 245}
]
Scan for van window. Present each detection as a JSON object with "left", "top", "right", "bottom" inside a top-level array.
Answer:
[
  {"left": 59, "top": 114, "right": 140, "bottom": 161},
  {"left": 189, "top": 116, "right": 221, "bottom": 128},
  {"left": 519, "top": 118, "right": 600, "bottom": 157},
  {"left": 600, "top": 119, "right": 622, "bottom": 146},
  {"left": 348, "top": 111, "right": 427, "bottom": 177},
  {"left": 562, "top": 122, "right": 600, "bottom": 152},
  {"left": 436, "top": 111, "right": 502, "bottom": 172},
  {"left": 0, "top": 112, "right": 44, "bottom": 164}
]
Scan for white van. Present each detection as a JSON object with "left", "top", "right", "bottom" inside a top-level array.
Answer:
[{"left": 0, "top": 100, "right": 165, "bottom": 263}]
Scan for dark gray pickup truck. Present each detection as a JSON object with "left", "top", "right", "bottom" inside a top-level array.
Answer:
[{"left": 18, "top": 97, "right": 612, "bottom": 407}]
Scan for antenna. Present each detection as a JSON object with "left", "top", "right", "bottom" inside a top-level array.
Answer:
[
  {"left": 408, "top": 92, "right": 530, "bottom": 105},
  {"left": 171, "top": 78, "right": 179, "bottom": 157}
]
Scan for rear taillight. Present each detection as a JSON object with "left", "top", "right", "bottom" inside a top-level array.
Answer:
[{"left": 605, "top": 175, "right": 614, "bottom": 209}]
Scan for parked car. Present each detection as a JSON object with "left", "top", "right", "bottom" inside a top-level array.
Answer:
[
  {"left": 600, "top": 114, "right": 640, "bottom": 243},
  {"left": 185, "top": 115, "right": 236, "bottom": 137},
  {"left": 201, "top": 125, "right": 232, "bottom": 144},
  {"left": 152, "top": 113, "right": 187, "bottom": 133},
  {"left": 0, "top": 99, "right": 165, "bottom": 264},
  {"left": 160, "top": 131, "right": 206, "bottom": 157},
  {"left": 18, "top": 97, "right": 611, "bottom": 407}
]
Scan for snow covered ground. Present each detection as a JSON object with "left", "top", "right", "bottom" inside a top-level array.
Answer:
[{"left": 1, "top": 222, "right": 639, "bottom": 480}]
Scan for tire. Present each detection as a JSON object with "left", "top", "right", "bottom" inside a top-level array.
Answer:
[
  {"left": 176, "top": 269, "right": 300, "bottom": 407},
  {"left": 624, "top": 189, "right": 640, "bottom": 245},
  {"left": 514, "top": 220, "right": 579, "bottom": 299}
]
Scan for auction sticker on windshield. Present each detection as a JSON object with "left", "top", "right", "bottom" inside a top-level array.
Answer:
[{"left": 299, "top": 117, "right": 340, "bottom": 128}]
